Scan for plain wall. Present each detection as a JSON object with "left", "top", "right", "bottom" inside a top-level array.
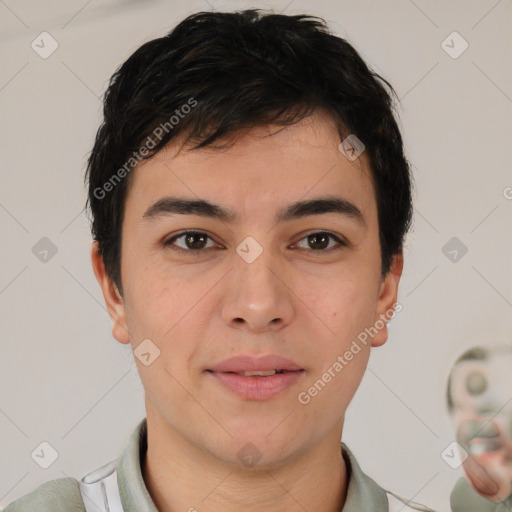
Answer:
[{"left": 1, "top": 1, "right": 511, "bottom": 510}]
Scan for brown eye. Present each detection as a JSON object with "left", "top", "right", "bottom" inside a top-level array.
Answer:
[
  {"left": 164, "top": 231, "right": 215, "bottom": 253},
  {"left": 295, "top": 231, "right": 346, "bottom": 251}
]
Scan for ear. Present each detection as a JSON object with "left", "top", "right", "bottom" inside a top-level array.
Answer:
[
  {"left": 90, "top": 241, "right": 131, "bottom": 344},
  {"left": 370, "top": 252, "right": 404, "bottom": 348}
]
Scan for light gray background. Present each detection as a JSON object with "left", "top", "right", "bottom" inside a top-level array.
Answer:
[{"left": 1, "top": 1, "right": 511, "bottom": 510}]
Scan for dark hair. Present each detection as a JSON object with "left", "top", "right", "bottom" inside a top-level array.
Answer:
[{"left": 85, "top": 8, "right": 414, "bottom": 296}]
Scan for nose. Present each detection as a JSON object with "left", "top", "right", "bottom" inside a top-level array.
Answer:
[{"left": 220, "top": 249, "right": 294, "bottom": 333}]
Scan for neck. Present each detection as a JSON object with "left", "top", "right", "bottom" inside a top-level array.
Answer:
[{"left": 141, "top": 416, "right": 348, "bottom": 512}]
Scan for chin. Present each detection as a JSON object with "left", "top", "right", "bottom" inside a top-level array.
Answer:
[{"left": 216, "top": 430, "right": 305, "bottom": 470}]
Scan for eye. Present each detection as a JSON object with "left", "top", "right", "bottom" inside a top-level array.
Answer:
[
  {"left": 163, "top": 230, "right": 347, "bottom": 255},
  {"left": 164, "top": 230, "right": 218, "bottom": 254},
  {"left": 294, "top": 231, "right": 346, "bottom": 252}
]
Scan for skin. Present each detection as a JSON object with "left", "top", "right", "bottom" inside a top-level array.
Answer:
[{"left": 92, "top": 110, "right": 403, "bottom": 512}]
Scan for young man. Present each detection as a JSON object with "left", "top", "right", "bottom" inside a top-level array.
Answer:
[{"left": 3, "top": 8, "right": 438, "bottom": 512}]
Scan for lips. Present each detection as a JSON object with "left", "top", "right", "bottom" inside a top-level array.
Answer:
[
  {"left": 207, "top": 354, "right": 303, "bottom": 374},
  {"left": 206, "top": 354, "right": 305, "bottom": 400}
]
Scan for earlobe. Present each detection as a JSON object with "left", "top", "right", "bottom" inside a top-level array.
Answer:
[
  {"left": 90, "top": 242, "right": 131, "bottom": 345},
  {"left": 370, "top": 253, "right": 404, "bottom": 348}
]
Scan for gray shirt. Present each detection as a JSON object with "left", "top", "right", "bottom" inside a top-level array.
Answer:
[{"left": 2, "top": 417, "right": 434, "bottom": 511}]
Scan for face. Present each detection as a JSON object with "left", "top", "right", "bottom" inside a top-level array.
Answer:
[
  {"left": 92, "top": 110, "right": 402, "bottom": 470},
  {"left": 450, "top": 352, "right": 512, "bottom": 501}
]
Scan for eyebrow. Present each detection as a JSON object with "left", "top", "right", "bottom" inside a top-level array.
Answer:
[{"left": 142, "top": 195, "right": 366, "bottom": 227}]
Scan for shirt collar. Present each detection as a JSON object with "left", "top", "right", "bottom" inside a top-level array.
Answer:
[
  {"left": 117, "top": 417, "right": 389, "bottom": 511},
  {"left": 117, "top": 417, "right": 158, "bottom": 512},
  {"left": 341, "top": 442, "right": 389, "bottom": 509}
]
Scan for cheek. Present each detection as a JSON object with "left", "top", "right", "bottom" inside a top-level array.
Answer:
[
  {"left": 297, "top": 342, "right": 370, "bottom": 424},
  {"left": 122, "top": 269, "right": 196, "bottom": 368},
  {"left": 306, "top": 273, "right": 378, "bottom": 342},
  {"left": 296, "top": 279, "right": 373, "bottom": 388},
  {"left": 124, "top": 279, "right": 203, "bottom": 402}
]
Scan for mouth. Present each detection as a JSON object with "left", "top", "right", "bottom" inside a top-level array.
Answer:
[
  {"left": 205, "top": 369, "right": 305, "bottom": 400},
  {"left": 206, "top": 369, "right": 302, "bottom": 377}
]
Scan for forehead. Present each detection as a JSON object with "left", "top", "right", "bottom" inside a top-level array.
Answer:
[{"left": 124, "top": 112, "right": 378, "bottom": 227}]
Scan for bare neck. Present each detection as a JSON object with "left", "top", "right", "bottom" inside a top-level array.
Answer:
[{"left": 141, "top": 420, "right": 348, "bottom": 512}]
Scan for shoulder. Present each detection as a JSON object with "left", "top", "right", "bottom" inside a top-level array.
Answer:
[
  {"left": 2, "top": 477, "right": 86, "bottom": 512},
  {"left": 341, "top": 443, "right": 439, "bottom": 512}
]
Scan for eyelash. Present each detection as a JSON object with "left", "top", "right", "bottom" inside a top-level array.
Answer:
[{"left": 163, "top": 230, "right": 347, "bottom": 255}]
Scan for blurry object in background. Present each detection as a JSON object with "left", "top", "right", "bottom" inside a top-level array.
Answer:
[{"left": 447, "top": 346, "right": 512, "bottom": 510}]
